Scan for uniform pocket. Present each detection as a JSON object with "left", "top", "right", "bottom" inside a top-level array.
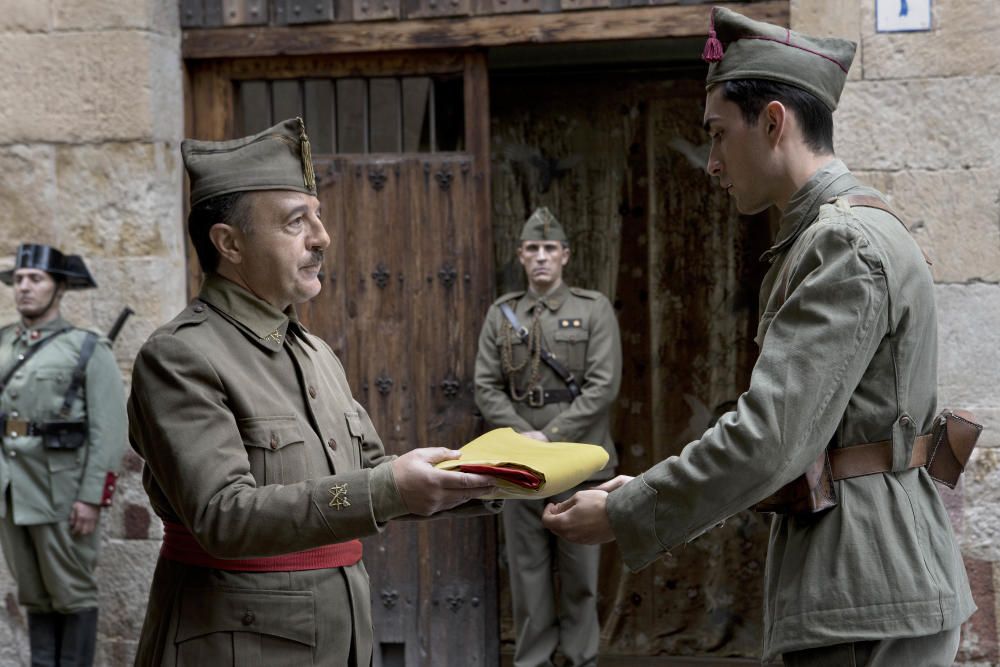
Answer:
[
  {"left": 553, "top": 328, "right": 590, "bottom": 373},
  {"left": 47, "top": 449, "right": 82, "bottom": 513},
  {"left": 175, "top": 588, "right": 315, "bottom": 666},
  {"left": 238, "top": 416, "right": 307, "bottom": 486}
]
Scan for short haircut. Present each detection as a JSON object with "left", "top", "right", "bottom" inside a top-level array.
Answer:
[
  {"left": 187, "top": 192, "right": 254, "bottom": 273},
  {"left": 719, "top": 79, "right": 835, "bottom": 155}
]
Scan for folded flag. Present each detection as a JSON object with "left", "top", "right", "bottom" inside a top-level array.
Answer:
[{"left": 437, "top": 428, "right": 610, "bottom": 499}]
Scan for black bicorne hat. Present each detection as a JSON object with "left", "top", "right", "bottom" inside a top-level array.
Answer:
[{"left": 0, "top": 244, "right": 97, "bottom": 289}]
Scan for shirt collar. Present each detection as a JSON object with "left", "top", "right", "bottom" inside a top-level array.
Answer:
[
  {"left": 198, "top": 274, "right": 294, "bottom": 352},
  {"left": 14, "top": 316, "right": 72, "bottom": 346},
  {"left": 762, "top": 159, "right": 864, "bottom": 263},
  {"left": 523, "top": 282, "right": 570, "bottom": 312}
]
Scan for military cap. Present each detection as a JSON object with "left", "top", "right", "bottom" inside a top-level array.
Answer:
[
  {"left": 702, "top": 6, "right": 857, "bottom": 111},
  {"left": 519, "top": 207, "right": 567, "bottom": 242},
  {"left": 0, "top": 243, "right": 97, "bottom": 289},
  {"left": 182, "top": 117, "right": 317, "bottom": 207}
]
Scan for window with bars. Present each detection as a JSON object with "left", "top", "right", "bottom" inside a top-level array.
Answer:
[{"left": 236, "top": 75, "right": 465, "bottom": 154}]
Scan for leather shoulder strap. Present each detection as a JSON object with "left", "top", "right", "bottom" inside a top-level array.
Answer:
[
  {"left": 0, "top": 327, "right": 73, "bottom": 393},
  {"left": 58, "top": 332, "right": 99, "bottom": 418},
  {"left": 836, "top": 195, "right": 933, "bottom": 266}
]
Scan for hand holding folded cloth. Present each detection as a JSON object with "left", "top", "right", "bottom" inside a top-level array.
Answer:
[{"left": 435, "top": 428, "right": 610, "bottom": 499}]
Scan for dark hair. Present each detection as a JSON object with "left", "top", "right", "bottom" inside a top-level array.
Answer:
[
  {"left": 719, "top": 79, "right": 835, "bottom": 155},
  {"left": 187, "top": 192, "right": 254, "bottom": 273}
]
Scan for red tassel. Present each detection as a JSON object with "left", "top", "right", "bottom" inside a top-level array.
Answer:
[{"left": 702, "top": 10, "right": 724, "bottom": 63}]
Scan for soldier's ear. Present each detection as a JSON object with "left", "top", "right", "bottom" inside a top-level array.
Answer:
[
  {"left": 763, "top": 100, "right": 787, "bottom": 148},
  {"left": 210, "top": 223, "right": 244, "bottom": 266}
]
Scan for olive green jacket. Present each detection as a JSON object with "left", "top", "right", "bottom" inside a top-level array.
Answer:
[
  {"left": 129, "top": 275, "right": 412, "bottom": 665},
  {"left": 474, "top": 283, "right": 621, "bottom": 478},
  {"left": 606, "top": 160, "right": 974, "bottom": 658},
  {"left": 0, "top": 317, "right": 126, "bottom": 525}
]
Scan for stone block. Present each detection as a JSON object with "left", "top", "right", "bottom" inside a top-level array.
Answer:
[
  {"left": 0, "top": 145, "right": 58, "bottom": 252},
  {"left": 790, "top": 0, "right": 862, "bottom": 80},
  {"left": 54, "top": 142, "right": 183, "bottom": 260},
  {"left": 54, "top": 0, "right": 180, "bottom": 36},
  {"left": 94, "top": 539, "right": 160, "bottom": 652},
  {"left": 962, "top": 448, "right": 1000, "bottom": 560},
  {"left": 861, "top": 0, "right": 1000, "bottom": 80},
  {"left": 0, "top": 0, "right": 51, "bottom": 32},
  {"left": 854, "top": 168, "right": 1000, "bottom": 283},
  {"left": 0, "top": 32, "right": 183, "bottom": 144},
  {"left": 937, "top": 283, "right": 1000, "bottom": 441},
  {"left": 837, "top": 76, "right": 1000, "bottom": 171}
]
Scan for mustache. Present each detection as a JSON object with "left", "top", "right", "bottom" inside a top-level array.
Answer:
[{"left": 306, "top": 251, "right": 324, "bottom": 266}]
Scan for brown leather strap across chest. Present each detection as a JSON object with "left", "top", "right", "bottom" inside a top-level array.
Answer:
[{"left": 828, "top": 434, "right": 934, "bottom": 481}]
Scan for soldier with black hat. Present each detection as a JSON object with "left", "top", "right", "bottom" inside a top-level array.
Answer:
[
  {"left": 544, "top": 6, "right": 975, "bottom": 666},
  {"left": 128, "top": 118, "right": 498, "bottom": 666},
  {"left": 474, "top": 207, "right": 622, "bottom": 667},
  {"left": 0, "top": 244, "right": 127, "bottom": 667}
]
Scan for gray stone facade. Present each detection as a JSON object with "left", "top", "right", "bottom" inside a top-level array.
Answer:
[{"left": 0, "top": 0, "right": 997, "bottom": 664}]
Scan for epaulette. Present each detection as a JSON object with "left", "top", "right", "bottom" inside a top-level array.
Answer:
[
  {"left": 492, "top": 290, "right": 525, "bottom": 306},
  {"left": 161, "top": 300, "right": 211, "bottom": 335},
  {"left": 568, "top": 286, "right": 602, "bottom": 300}
]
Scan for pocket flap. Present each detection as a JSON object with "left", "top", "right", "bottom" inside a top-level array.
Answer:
[
  {"left": 345, "top": 411, "right": 364, "bottom": 438},
  {"left": 175, "top": 588, "right": 316, "bottom": 646},
  {"left": 553, "top": 329, "right": 589, "bottom": 343},
  {"left": 237, "top": 416, "right": 305, "bottom": 451}
]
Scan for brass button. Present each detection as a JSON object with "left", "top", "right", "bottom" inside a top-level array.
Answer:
[
  {"left": 242, "top": 611, "right": 255, "bottom": 626},
  {"left": 10, "top": 411, "right": 18, "bottom": 418},
  {"left": 899, "top": 415, "right": 911, "bottom": 426},
  {"left": 8, "top": 451, "right": 15, "bottom": 458},
  {"left": 308, "top": 385, "right": 317, "bottom": 399},
  {"left": 550, "top": 427, "right": 559, "bottom": 434},
  {"left": 193, "top": 304, "right": 205, "bottom": 313},
  {"left": 327, "top": 438, "right": 337, "bottom": 451},
  {"left": 269, "top": 435, "right": 278, "bottom": 450}
]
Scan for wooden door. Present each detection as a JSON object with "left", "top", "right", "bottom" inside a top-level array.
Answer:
[
  {"left": 187, "top": 51, "right": 497, "bottom": 667},
  {"left": 491, "top": 71, "right": 774, "bottom": 662}
]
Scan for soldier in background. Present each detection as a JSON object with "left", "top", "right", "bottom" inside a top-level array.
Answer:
[
  {"left": 0, "top": 244, "right": 127, "bottom": 667},
  {"left": 475, "top": 207, "right": 622, "bottom": 667}
]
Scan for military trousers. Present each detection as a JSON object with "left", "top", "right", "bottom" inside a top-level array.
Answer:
[
  {"left": 0, "top": 502, "right": 100, "bottom": 613},
  {"left": 503, "top": 486, "right": 601, "bottom": 667},
  {"left": 782, "top": 626, "right": 961, "bottom": 667}
]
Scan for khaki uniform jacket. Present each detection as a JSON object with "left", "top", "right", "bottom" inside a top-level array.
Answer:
[
  {"left": 129, "top": 276, "right": 411, "bottom": 666},
  {"left": 0, "top": 317, "right": 126, "bottom": 525},
  {"left": 474, "top": 283, "right": 621, "bottom": 477},
  {"left": 606, "top": 160, "right": 974, "bottom": 658}
]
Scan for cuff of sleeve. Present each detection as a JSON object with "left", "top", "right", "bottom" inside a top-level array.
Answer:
[
  {"left": 312, "top": 468, "right": 381, "bottom": 540},
  {"left": 77, "top": 472, "right": 115, "bottom": 507},
  {"left": 606, "top": 474, "right": 669, "bottom": 572},
  {"left": 370, "top": 462, "right": 409, "bottom": 524}
]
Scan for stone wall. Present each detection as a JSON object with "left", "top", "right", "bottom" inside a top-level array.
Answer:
[
  {"left": 0, "top": 1, "right": 184, "bottom": 665},
  {"left": 793, "top": 0, "right": 1000, "bottom": 663}
]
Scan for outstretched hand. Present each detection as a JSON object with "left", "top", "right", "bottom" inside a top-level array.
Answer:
[
  {"left": 392, "top": 447, "right": 496, "bottom": 516},
  {"left": 542, "top": 489, "right": 616, "bottom": 545}
]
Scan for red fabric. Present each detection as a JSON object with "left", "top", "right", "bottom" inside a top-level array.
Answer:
[
  {"left": 459, "top": 464, "right": 542, "bottom": 490},
  {"left": 160, "top": 521, "right": 362, "bottom": 572},
  {"left": 100, "top": 472, "right": 118, "bottom": 507}
]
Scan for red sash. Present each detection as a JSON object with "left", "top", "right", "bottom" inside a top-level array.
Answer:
[{"left": 160, "top": 521, "right": 362, "bottom": 572}]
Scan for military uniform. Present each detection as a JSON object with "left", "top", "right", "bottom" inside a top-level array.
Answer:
[
  {"left": 605, "top": 9, "right": 974, "bottom": 664},
  {"left": 0, "top": 245, "right": 126, "bottom": 666},
  {"left": 130, "top": 275, "right": 412, "bottom": 666},
  {"left": 475, "top": 209, "right": 622, "bottom": 667}
]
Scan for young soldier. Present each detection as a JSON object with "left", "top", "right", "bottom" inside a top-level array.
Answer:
[
  {"left": 475, "top": 207, "right": 622, "bottom": 667},
  {"left": 543, "top": 8, "right": 974, "bottom": 666},
  {"left": 0, "top": 244, "right": 126, "bottom": 667},
  {"left": 129, "top": 118, "right": 496, "bottom": 666}
]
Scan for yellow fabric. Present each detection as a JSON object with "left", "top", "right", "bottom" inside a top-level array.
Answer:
[{"left": 437, "top": 428, "right": 609, "bottom": 499}]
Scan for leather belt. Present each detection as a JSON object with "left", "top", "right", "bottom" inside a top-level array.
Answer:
[
  {"left": 4, "top": 418, "right": 40, "bottom": 438},
  {"left": 519, "top": 387, "right": 577, "bottom": 408},
  {"left": 829, "top": 434, "right": 934, "bottom": 481},
  {"left": 3, "top": 419, "right": 85, "bottom": 438}
]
